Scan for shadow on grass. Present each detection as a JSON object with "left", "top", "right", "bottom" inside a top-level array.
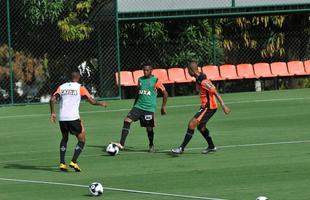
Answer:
[
  {"left": 88, "top": 144, "right": 201, "bottom": 156},
  {"left": 3, "top": 164, "right": 72, "bottom": 173},
  {"left": 83, "top": 194, "right": 95, "bottom": 197},
  {"left": 87, "top": 144, "right": 107, "bottom": 150}
]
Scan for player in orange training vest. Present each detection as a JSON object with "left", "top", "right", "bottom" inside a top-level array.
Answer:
[{"left": 171, "top": 61, "right": 230, "bottom": 154}]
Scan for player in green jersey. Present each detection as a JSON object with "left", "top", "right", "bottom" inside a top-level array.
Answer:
[{"left": 115, "top": 63, "right": 168, "bottom": 152}]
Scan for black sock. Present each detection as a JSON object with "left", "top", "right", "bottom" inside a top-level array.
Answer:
[
  {"left": 71, "top": 141, "right": 85, "bottom": 163},
  {"left": 200, "top": 128, "right": 215, "bottom": 149},
  {"left": 147, "top": 129, "right": 154, "bottom": 146},
  {"left": 120, "top": 121, "right": 131, "bottom": 146},
  {"left": 180, "top": 128, "right": 194, "bottom": 151},
  {"left": 60, "top": 140, "right": 67, "bottom": 164}
]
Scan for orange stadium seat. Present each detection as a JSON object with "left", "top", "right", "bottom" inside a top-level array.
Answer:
[
  {"left": 253, "top": 63, "right": 275, "bottom": 78},
  {"left": 236, "top": 64, "right": 257, "bottom": 79},
  {"left": 304, "top": 60, "right": 310, "bottom": 75},
  {"left": 152, "top": 69, "right": 174, "bottom": 84},
  {"left": 201, "top": 65, "right": 223, "bottom": 81},
  {"left": 219, "top": 64, "right": 241, "bottom": 80},
  {"left": 168, "top": 68, "right": 192, "bottom": 83},
  {"left": 115, "top": 71, "right": 136, "bottom": 86},
  {"left": 133, "top": 70, "right": 144, "bottom": 84},
  {"left": 287, "top": 61, "right": 307, "bottom": 76},
  {"left": 270, "top": 62, "right": 290, "bottom": 76}
]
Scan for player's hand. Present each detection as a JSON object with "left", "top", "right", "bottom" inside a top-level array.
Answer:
[
  {"left": 99, "top": 101, "right": 108, "bottom": 107},
  {"left": 222, "top": 105, "right": 231, "bottom": 115},
  {"left": 50, "top": 113, "right": 56, "bottom": 123},
  {"left": 161, "top": 106, "right": 166, "bottom": 115}
]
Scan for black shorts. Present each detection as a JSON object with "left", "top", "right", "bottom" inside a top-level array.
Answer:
[
  {"left": 127, "top": 107, "right": 155, "bottom": 127},
  {"left": 59, "top": 119, "right": 83, "bottom": 135},
  {"left": 193, "top": 107, "right": 217, "bottom": 124}
]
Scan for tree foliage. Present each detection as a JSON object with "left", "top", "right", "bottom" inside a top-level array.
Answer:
[
  {"left": 121, "top": 20, "right": 223, "bottom": 67},
  {"left": 23, "top": 0, "right": 64, "bottom": 25},
  {"left": 217, "top": 15, "right": 308, "bottom": 59},
  {"left": 23, "top": 0, "right": 94, "bottom": 41},
  {"left": 58, "top": 0, "right": 93, "bottom": 41},
  {"left": 166, "top": 20, "right": 223, "bottom": 66}
]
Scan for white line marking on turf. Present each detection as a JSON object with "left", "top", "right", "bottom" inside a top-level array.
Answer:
[
  {"left": 103, "top": 187, "right": 228, "bottom": 200},
  {"left": 0, "top": 96, "right": 310, "bottom": 119},
  {"left": 0, "top": 178, "right": 228, "bottom": 200},
  {"left": 0, "top": 140, "right": 309, "bottom": 164},
  {"left": 178, "top": 140, "right": 310, "bottom": 152}
]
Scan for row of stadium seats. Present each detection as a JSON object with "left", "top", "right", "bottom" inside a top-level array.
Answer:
[{"left": 116, "top": 60, "right": 310, "bottom": 86}]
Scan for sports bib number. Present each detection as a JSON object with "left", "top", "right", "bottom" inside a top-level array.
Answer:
[{"left": 145, "top": 115, "right": 153, "bottom": 121}]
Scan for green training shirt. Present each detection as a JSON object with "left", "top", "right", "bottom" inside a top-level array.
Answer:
[{"left": 134, "top": 76, "right": 160, "bottom": 113}]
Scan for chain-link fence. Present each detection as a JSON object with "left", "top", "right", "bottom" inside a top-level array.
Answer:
[
  {"left": 1, "top": 0, "right": 119, "bottom": 105},
  {"left": 119, "top": 16, "right": 310, "bottom": 68},
  {"left": 1, "top": 0, "right": 310, "bottom": 105}
]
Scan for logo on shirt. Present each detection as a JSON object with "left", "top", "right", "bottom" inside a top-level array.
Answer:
[
  {"left": 61, "top": 89, "right": 78, "bottom": 95},
  {"left": 139, "top": 89, "right": 151, "bottom": 96},
  {"left": 204, "top": 82, "right": 213, "bottom": 89}
]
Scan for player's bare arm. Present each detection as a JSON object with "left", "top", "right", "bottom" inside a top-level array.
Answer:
[
  {"left": 161, "top": 90, "right": 168, "bottom": 115},
  {"left": 214, "top": 91, "right": 231, "bottom": 114},
  {"left": 133, "top": 85, "right": 139, "bottom": 106},
  {"left": 86, "top": 95, "right": 107, "bottom": 107},
  {"left": 49, "top": 94, "right": 58, "bottom": 123}
]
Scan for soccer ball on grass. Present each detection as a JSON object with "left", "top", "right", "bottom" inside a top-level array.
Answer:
[
  {"left": 106, "top": 143, "right": 119, "bottom": 156},
  {"left": 89, "top": 182, "right": 103, "bottom": 196}
]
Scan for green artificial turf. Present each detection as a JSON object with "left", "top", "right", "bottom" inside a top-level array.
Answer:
[{"left": 1, "top": 88, "right": 310, "bottom": 200}]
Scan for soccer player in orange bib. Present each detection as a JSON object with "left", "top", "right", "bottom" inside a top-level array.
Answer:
[
  {"left": 171, "top": 61, "right": 230, "bottom": 154},
  {"left": 50, "top": 71, "right": 107, "bottom": 171}
]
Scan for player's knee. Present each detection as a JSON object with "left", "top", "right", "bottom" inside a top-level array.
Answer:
[
  {"left": 61, "top": 134, "right": 69, "bottom": 142},
  {"left": 146, "top": 127, "right": 153, "bottom": 132},
  {"left": 124, "top": 117, "right": 133, "bottom": 123},
  {"left": 79, "top": 137, "right": 85, "bottom": 143},
  {"left": 188, "top": 122, "right": 195, "bottom": 129},
  {"left": 197, "top": 124, "right": 205, "bottom": 132},
  {"left": 61, "top": 137, "right": 68, "bottom": 143},
  {"left": 76, "top": 132, "right": 85, "bottom": 143},
  {"left": 123, "top": 121, "right": 131, "bottom": 129},
  {"left": 188, "top": 119, "right": 198, "bottom": 129},
  {"left": 199, "top": 126, "right": 209, "bottom": 136}
]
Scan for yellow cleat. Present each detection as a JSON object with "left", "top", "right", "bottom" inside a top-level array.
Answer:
[
  {"left": 69, "top": 161, "right": 81, "bottom": 172},
  {"left": 59, "top": 163, "right": 68, "bottom": 172}
]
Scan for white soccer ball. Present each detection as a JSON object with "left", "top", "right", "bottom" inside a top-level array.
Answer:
[
  {"left": 89, "top": 182, "right": 103, "bottom": 196},
  {"left": 256, "top": 196, "right": 268, "bottom": 200},
  {"left": 106, "top": 143, "right": 119, "bottom": 156}
]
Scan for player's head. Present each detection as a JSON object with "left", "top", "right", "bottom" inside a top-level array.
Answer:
[
  {"left": 187, "top": 61, "right": 200, "bottom": 77},
  {"left": 71, "top": 70, "right": 81, "bottom": 82},
  {"left": 142, "top": 63, "right": 153, "bottom": 78}
]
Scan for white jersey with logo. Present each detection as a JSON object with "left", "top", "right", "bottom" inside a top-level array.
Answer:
[{"left": 54, "top": 82, "right": 89, "bottom": 121}]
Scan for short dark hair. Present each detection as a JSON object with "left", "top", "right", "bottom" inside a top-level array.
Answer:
[
  {"left": 142, "top": 62, "right": 153, "bottom": 69},
  {"left": 71, "top": 70, "right": 81, "bottom": 80},
  {"left": 188, "top": 60, "right": 198, "bottom": 66},
  {"left": 71, "top": 69, "right": 80, "bottom": 74}
]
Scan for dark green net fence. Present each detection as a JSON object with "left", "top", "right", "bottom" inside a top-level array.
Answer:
[
  {"left": 1, "top": 0, "right": 119, "bottom": 104},
  {"left": 1, "top": 0, "right": 310, "bottom": 104}
]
